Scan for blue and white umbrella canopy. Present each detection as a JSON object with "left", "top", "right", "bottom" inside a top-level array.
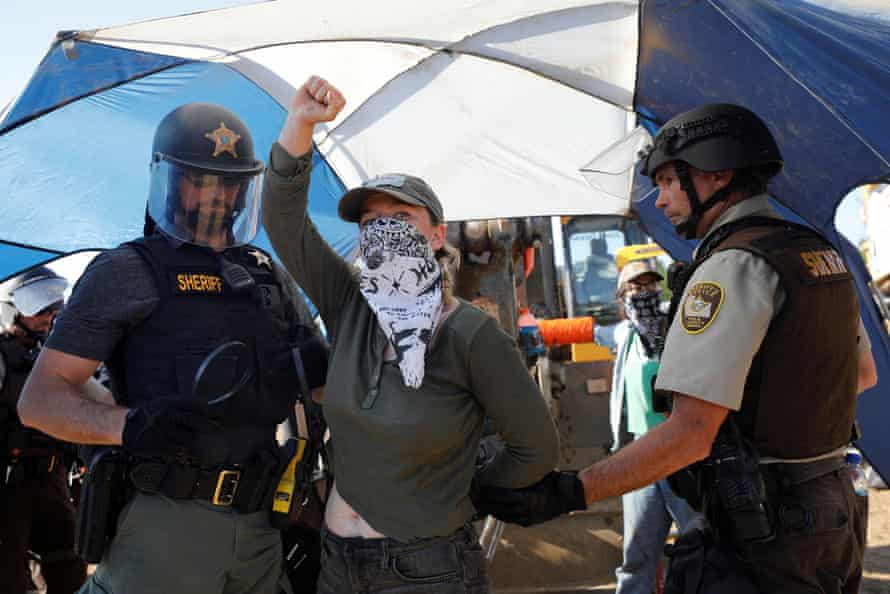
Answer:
[{"left": 2, "top": 0, "right": 889, "bottom": 472}]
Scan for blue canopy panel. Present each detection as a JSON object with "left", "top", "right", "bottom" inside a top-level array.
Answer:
[
  {"left": 1, "top": 40, "right": 185, "bottom": 135},
  {"left": 0, "top": 58, "right": 356, "bottom": 285},
  {"left": 635, "top": 0, "right": 890, "bottom": 232},
  {"left": 0, "top": 242, "right": 62, "bottom": 282}
]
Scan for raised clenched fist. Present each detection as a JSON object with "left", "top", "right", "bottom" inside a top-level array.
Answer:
[{"left": 288, "top": 75, "right": 346, "bottom": 126}]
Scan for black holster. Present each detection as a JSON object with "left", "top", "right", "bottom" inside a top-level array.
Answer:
[
  {"left": 664, "top": 518, "right": 762, "bottom": 594},
  {"left": 668, "top": 419, "right": 774, "bottom": 547},
  {"left": 708, "top": 422, "right": 774, "bottom": 546},
  {"left": 75, "top": 448, "right": 130, "bottom": 564}
]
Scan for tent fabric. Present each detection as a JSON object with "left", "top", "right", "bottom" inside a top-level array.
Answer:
[
  {"left": 635, "top": 0, "right": 890, "bottom": 233},
  {"left": 0, "top": 1, "right": 638, "bottom": 228},
  {"left": 84, "top": 0, "right": 639, "bottom": 109},
  {"left": 0, "top": 42, "right": 185, "bottom": 135},
  {"left": 1, "top": 0, "right": 889, "bottom": 473},
  {"left": 0, "top": 242, "right": 63, "bottom": 283},
  {"left": 0, "top": 60, "right": 355, "bottom": 265}
]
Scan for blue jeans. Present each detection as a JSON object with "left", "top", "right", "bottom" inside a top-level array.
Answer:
[
  {"left": 317, "top": 524, "right": 488, "bottom": 594},
  {"left": 616, "top": 478, "right": 701, "bottom": 594}
]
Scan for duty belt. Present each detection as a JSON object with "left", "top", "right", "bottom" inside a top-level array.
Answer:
[
  {"left": 761, "top": 456, "right": 851, "bottom": 536},
  {"left": 764, "top": 455, "right": 847, "bottom": 488},
  {"left": 129, "top": 451, "right": 281, "bottom": 513}
]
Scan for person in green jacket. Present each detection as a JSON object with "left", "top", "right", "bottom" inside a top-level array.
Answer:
[{"left": 262, "top": 75, "right": 561, "bottom": 594}]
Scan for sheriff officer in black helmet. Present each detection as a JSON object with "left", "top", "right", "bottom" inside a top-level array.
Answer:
[
  {"left": 18, "top": 103, "right": 327, "bottom": 594},
  {"left": 1, "top": 266, "right": 87, "bottom": 594},
  {"left": 473, "top": 104, "right": 878, "bottom": 593}
]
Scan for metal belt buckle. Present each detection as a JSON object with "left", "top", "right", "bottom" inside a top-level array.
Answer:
[{"left": 212, "top": 469, "right": 241, "bottom": 506}]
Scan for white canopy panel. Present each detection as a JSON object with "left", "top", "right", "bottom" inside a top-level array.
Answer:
[
  {"left": 75, "top": 0, "right": 641, "bottom": 220},
  {"left": 86, "top": 0, "right": 639, "bottom": 108},
  {"left": 317, "top": 52, "right": 630, "bottom": 220}
]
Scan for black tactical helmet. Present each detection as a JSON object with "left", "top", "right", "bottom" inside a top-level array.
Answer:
[
  {"left": 640, "top": 104, "right": 783, "bottom": 180},
  {"left": 151, "top": 103, "right": 263, "bottom": 174},
  {"left": 639, "top": 104, "right": 783, "bottom": 239},
  {"left": 147, "top": 103, "right": 265, "bottom": 248}
]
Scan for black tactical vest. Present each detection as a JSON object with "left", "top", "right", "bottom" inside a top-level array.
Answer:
[
  {"left": 672, "top": 217, "right": 860, "bottom": 459},
  {"left": 105, "top": 236, "right": 300, "bottom": 462},
  {"left": 1, "top": 336, "right": 62, "bottom": 456},
  {"left": 1, "top": 336, "right": 34, "bottom": 431}
]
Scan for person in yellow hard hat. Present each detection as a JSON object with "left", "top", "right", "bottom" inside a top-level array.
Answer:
[{"left": 609, "top": 257, "right": 700, "bottom": 594}]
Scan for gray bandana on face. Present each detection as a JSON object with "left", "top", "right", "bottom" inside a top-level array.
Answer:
[
  {"left": 624, "top": 289, "right": 665, "bottom": 356},
  {"left": 358, "top": 217, "right": 443, "bottom": 388}
]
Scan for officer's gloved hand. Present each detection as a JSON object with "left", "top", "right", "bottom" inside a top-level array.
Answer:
[
  {"left": 122, "top": 398, "right": 219, "bottom": 459},
  {"left": 471, "top": 471, "right": 587, "bottom": 527},
  {"left": 299, "top": 335, "right": 330, "bottom": 391}
]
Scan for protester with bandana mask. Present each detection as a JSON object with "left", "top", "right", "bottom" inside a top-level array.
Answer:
[
  {"left": 262, "top": 75, "right": 560, "bottom": 594},
  {"left": 609, "top": 258, "right": 700, "bottom": 594}
]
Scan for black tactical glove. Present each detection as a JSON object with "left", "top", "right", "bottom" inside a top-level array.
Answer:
[
  {"left": 299, "top": 335, "right": 330, "bottom": 391},
  {"left": 471, "top": 470, "right": 587, "bottom": 527},
  {"left": 292, "top": 325, "right": 330, "bottom": 392},
  {"left": 122, "top": 398, "right": 218, "bottom": 459}
]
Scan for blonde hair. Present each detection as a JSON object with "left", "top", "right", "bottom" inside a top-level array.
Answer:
[{"left": 436, "top": 241, "right": 461, "bottom": 306}]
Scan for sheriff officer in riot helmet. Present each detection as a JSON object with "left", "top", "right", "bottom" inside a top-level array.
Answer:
[
  {"left": 1, "top": 267, "right": 87, "bottom": 594},
  {"left": 18, "top": 103, "right": 327, "bottom": 594},
  {"left": 473, "top": 103, "right": 878, "bottom": 593}
]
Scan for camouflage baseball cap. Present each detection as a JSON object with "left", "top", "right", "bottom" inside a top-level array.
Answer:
[
  {"left": 616, "top": 259, "right": 663, "bottom": 297},
  {"left": 338, "top": 173, "right": 444, "bottom": 224}
]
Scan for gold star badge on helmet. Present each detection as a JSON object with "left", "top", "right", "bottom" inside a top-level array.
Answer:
[{"left": 204, "top": 121, "right": 241, "bottom": 158}]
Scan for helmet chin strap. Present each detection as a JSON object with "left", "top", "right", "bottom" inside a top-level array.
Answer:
[{"left": 673, "top": 161, "right": 735, "bottom": 240}]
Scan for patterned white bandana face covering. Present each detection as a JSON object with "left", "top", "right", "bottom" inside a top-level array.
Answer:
[
  {"left": 358, "top": 217, "right": 443, "bottom": 388},
  {"left": 624, "top": 290, "right": 666, "bottom": 357}
]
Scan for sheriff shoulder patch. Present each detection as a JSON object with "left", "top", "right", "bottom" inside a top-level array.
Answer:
[
  {"left": 799, "top": 249, "right": 848, "bottom": 278},
  {"left": 681, "top": 282, "right": 724, "bottom": 334}
]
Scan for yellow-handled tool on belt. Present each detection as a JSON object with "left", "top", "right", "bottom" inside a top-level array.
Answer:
[{"left": 272, "top": 437, "right": 308, "bottom": 519}]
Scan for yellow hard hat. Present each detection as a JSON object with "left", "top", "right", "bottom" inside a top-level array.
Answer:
[{"left": 615, "top": 243, "right": 666, "bottom": 272}]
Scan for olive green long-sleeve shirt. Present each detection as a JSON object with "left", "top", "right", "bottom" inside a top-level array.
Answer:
[{"left": 262, "top": 143, "right": 559, "bottom": 541}]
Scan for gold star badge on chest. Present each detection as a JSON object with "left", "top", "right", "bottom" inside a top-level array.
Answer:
[
  {"left": 248, "top": 249, "right": 272, "bottom": 269},
  {"left": 205, "top": 121, "right": 241, "bottom": 158}
]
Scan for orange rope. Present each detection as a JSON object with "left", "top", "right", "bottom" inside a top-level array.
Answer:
[{"left": 537, "top": 317, "right": 595, "bottom": 346}]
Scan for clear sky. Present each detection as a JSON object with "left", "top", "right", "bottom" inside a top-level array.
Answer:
[
  {"left": 836, "top": 188, "right": 867, "bottom": 247},
  {"left": 0, "top": 0, "right": 870, "bottom": 248},
  {"left": 1, "top": 0, "right": 253, "bottom": 110}
]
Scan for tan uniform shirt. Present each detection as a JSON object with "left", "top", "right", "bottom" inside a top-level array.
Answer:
[{"left": 655, "top": 195, "right": 870, "bottom": 411}]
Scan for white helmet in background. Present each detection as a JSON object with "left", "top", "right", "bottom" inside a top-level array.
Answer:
[{"left": 0, "top": 266, "right": 68, "bottom": 334}]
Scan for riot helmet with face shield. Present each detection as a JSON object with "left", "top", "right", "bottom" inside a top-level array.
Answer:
[
  {"left": 147, "top": 103, "right": 264, "bottom": 249},
  {"left": 639, "top": 104, "right": 783, "bottom": 239},
  {"left": 0, "top": 266, "right": 68, "bottom": 339}
]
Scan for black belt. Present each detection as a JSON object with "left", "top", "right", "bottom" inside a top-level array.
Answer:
[
  {"left": 130, "top": 461, "right": 243, "bottom": 506},
  {"left": 764, "top": 456, "right": 847, "bottom": 487},
  {"left": 760, "top": 457, "right": 851, "bottom": 536},
  {"left": 129, "top": 450, "right": 282, "bottom": 512}
]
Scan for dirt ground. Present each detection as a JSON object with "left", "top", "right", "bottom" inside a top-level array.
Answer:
[
  {"left": 489, "top": 488, "right": 890, "bottom": 593},
  {"left": 863, "top": 488, "right": 890, "bottom": 593}
]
